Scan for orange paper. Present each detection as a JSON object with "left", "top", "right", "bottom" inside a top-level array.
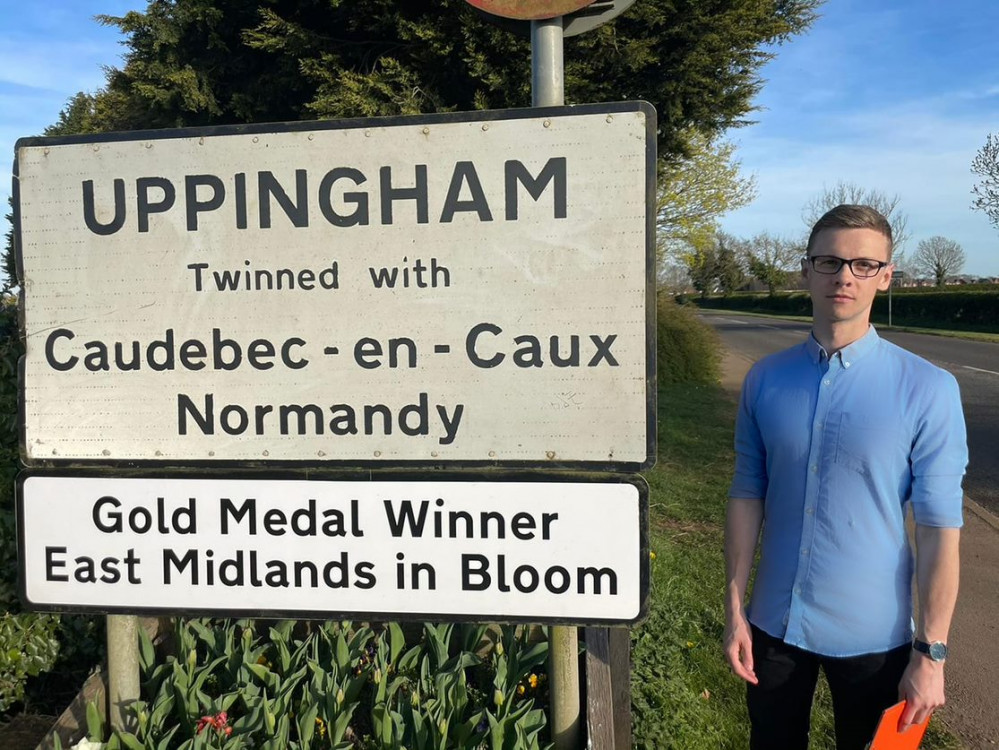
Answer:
[{"left": 868, "top": 701, "right": 930, "bottom": 750}]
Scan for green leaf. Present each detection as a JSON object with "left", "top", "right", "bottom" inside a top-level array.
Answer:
[
  {"left": 388, "top": 621, "right": 406, "bottom": 665},
  {"left": 86, "top": 698, "right": 105, "bottom": 741},
  {"left": 296, "top": 699, "right": 319, "bottom": 745},
  {"left": 115, "top": 731, "right": 144, "bottom": 750}
]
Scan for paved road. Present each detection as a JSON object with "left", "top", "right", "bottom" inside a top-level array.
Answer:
[
  {"left": 701, "top": 312, "right": 999, "bottom": 516},
  {"left": 705, "top": 311, "right": 999, "bottom": 749}
]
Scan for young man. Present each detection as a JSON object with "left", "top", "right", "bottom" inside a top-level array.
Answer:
[{"left": 723, "top": 204, "right": 967, "bottom": 750}]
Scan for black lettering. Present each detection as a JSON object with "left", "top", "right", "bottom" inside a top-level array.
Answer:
[
  {"left": 82, "top": 179, "right": 126, "bottom": 235},
  {"left": 136, "top": 177, "right": 176, "bottom": 232},
  {"left": 221, "top": 498, "right": 256, "bottom": 534},
  {"left": 185, "top": 174, "right": 225, "bottom": 230},
  {"left": 588, "top": 335, "right": 618, "bottom": 367},
  {"left": 466, "top": 322, "right": 504, "bottom": 368},
  {"left": 92, "top": 495, "right": 122, "bottom": 533},
  {"left": 163, "top": 548, "right": 198, "bottom": 584},
  {"left": 259, "top": 170, "right": 308, "bottom": 228},
  {"left": 178, "top": 393, "right": 214, "bottom": 435},
  {"left": 45, "top": 329, "right": 78, "bottom": 371},
  {"left": 45, "top": 547, "right": 68, "bottom": 581},
  {"left": 440, "top": 161, "right": 493, "bottom": 222},
  {"left": 380, "top": 165, "right": 428, "bottom": 224},
  {"left": 505, "top": 158, "right": 567, "bottom": 220},
  {"left": 319, "top": 168, "right": 369, "bottom": 227},
  {"left": 461, "top": 553, "right": 490, "bottom": 591}
]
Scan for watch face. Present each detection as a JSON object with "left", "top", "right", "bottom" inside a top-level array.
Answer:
[{"left": 929, "top": 642, "right": 948, "bottom": 660}]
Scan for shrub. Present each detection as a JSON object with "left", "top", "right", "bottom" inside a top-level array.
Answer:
[
  {"left": 657, "top": 295, "right": 721, "bottom": 386},
  {"left": 0, "top": 301, "right": 104, "bottom": 714}
]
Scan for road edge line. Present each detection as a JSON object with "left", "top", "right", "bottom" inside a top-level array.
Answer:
[{"left": 964, "top": 495, "right": 999, "bottom": 533}]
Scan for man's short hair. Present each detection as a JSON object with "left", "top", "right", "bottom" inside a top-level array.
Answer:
[{"left": 806, "top": 204, "right": 893, "bottom": 260}]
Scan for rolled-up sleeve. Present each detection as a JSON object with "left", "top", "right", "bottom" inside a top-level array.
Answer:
[
  {"left": 729, "top": 367, "right": 768, "bottom": 500},
  {"left": 909, "top": 372, "right": 967, "bottom": 528}
]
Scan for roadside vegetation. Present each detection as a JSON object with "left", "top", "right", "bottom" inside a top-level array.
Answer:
[{"left": 691, "top": 288, "right": 999, "bottom": 335}]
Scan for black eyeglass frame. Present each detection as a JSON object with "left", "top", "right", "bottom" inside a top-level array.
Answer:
[{"left": 803, "top": 255, "right": 890, "bottom": 279}]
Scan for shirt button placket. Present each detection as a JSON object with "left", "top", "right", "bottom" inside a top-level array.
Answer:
[{"left": 788, "top": 360, "right": 833, "bottom": 640}]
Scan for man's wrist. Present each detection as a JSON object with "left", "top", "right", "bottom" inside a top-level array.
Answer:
[{"left": 913, "top": 638, "right": 948, "bottom": 662}]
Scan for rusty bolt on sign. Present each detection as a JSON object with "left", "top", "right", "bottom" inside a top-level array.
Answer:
[{"left": 464, "top": 0, "right": 596, "bottom": 20}]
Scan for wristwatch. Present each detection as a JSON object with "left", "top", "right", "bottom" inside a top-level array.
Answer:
[{"left": 913, "top": 639, "right": 948, "bottom": 662}]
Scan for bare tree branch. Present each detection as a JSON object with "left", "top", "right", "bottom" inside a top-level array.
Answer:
[
  {"left": 801, "top": 181, "right": 910, "bottom": 254},
  {"left": 911, "top": 236, "right": 966, "bottom": 287},
  {"left": 971, "top": 133, "right": 999, "bottom": 230}
]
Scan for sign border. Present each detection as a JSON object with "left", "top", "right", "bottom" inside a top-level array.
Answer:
[
  {"left": 14, "top": 101, "right": 658, "bottom": 472},
  {"left": 16, "top": 469, "right": 651, "bottom": 627}
]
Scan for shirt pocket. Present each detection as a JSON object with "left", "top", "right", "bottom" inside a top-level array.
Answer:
[{"left": 834, "top": 413, "right": 904, "bottom": 476}]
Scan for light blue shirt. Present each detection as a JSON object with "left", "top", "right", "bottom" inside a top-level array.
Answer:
[{"left": 730, "top": 326, "right": 967, "bottom": 656}]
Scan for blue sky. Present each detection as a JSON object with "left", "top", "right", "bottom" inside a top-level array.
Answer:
[
  {"left": 2, "top": 0, "right": 998, "bottom": 276},
  {"left": 719, "top": 0, "right": 999, "bottom": 276}
]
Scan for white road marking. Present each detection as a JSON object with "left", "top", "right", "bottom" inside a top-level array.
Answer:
[
  {"left": 964, "top": 365, "right": 999, "bottom": 376},
  {"left": 716, "top": 317, "right": 785, "bottom": 331}
]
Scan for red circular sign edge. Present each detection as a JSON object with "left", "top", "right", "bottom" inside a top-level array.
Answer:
[{"left": 464, "top": 0, "right": 595, "bottom": 21}]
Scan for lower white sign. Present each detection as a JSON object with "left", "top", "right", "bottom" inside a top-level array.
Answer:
[{"left": 19, "top": 475, "right": 647, "bottom": 624}]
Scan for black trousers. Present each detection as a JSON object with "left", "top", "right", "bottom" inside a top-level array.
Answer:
[{"left": 747, "top": 625, "right": 911, "bottom": 750}]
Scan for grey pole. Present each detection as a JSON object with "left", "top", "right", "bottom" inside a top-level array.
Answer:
[
  {"left": 532, "top": 18, "right": 565, "bottom": 107},
  {"left": 531, "top": 17, "right": 579, "bottom": 750},
  {"left": 107, "top": 614, "right": 140, "bottom": 734}
]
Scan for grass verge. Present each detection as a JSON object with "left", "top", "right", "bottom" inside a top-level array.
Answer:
[{"left": 631, "top": 383, "right": 962, "bottom": 749}]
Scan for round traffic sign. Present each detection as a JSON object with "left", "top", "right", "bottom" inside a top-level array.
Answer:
[
  {"left": 467, "top": 0, "right": 636, "bottom": 38},
  {"left": 464, "top": 0, "right": 596, "bottom": 21}
]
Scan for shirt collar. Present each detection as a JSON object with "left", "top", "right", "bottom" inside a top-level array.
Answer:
[{"left": 805, "top": 325, "right": 881, "bottom": 366}]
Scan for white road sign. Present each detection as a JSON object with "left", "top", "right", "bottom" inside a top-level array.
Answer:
[
  {"left": 18, "top": 475, "right": 649, "bottom": 624},
  {"left": 15, "top": 103, "right": 655, "bottom": 467}
]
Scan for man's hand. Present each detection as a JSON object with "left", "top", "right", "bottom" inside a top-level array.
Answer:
[
  {"left": 724, "top": 609, "right": 758, "bottom": 684},
  {"left": 897, "top": 651, "right": 945, "bottom": 731}
]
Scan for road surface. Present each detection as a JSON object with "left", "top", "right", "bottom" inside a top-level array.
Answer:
[{"left": 702, "top": 312, "right": 999, "bottom": 516}]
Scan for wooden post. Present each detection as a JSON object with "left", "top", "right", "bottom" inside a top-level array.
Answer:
[
  {"left": 584, "top": 627, "right": 632, "bottom": 749},
  {"left": 609, "top": 628, "right": 632, "bottom": 749},
  {"left": 584, "top": 627, "right": 615, "bottom": 748}
]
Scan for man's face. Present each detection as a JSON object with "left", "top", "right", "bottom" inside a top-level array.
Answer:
[{"left": 803, "top": 227, "right": 893, "bottom": 326}]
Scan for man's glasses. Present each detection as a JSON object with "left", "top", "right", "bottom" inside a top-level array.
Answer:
[{"left": 805, "top": 255, "right": 889, "bottom": 278}]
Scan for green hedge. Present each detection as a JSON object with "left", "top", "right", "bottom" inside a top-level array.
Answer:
[
  {"left": 0, "top": 302, "right": 103, "bottom": 714},
  {"left": 693, "top": 289, "right": 999, "bottom": 333},
  {"left": 657, "top": 295, "right": 721, "bottom": 386}
]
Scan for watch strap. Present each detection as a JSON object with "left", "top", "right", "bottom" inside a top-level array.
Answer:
[{"left": 912, "top": 639, "right": 948, "bottom": 661}]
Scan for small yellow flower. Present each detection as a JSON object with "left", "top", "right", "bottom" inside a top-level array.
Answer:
[
  {"left": 315, "top": 717, "right": 327, "bottom": 739},
  {"left": 686, "top": 641, "right": 696, "bottom": 648},
  {"left": 528, "top": 674, "right": 539, "bottom": 689},
  {"left": 649, "top": 551, "right": 657, "bottom": 560},
  {"left": 517, "top": 685, "right": 526, "bottom": 696}
]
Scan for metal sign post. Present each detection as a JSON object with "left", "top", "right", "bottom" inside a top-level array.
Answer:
[
  {"left": 529, "top": 16, "right": 579, "bottom": 750},
  {"left": 888, "top": 270, "right": 904, "bottom": 327}
]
